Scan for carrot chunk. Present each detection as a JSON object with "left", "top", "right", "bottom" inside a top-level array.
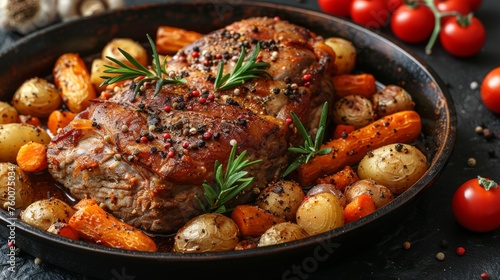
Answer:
[
  {"left": 16, "top": 141, "right": 48, "bottom": 173},
  {"left": 344, "top": 193, "right": 377, "bottom": 223},
  {"left": 231, "top": 205, "right": 286, "bottom": 237}
]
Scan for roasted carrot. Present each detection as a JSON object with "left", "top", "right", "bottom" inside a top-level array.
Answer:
[
  {"left": 47, "top": 110, "right": 76, "bottom": 135},
  {"left": 343, "top": 193, "right": 376, "bottom": 223},
  {"left": 230, "top": 205, "right": 286, "bottom": 237},
  {"left": 68, "top": 203, "right": 157, "bottom": 252},
  {"left": 47, "top": 222, "right": 80, "bottom": 241},
  {"left": 16, "top": 141, "right": 48, "bottom": 173},
  {"left": 316, "top": 165, "right": 359, "bottom": 192},
  {"left": 53, "top": 53, "right": 97, "bottom": 113},
  {"left": 332, "top": 73, "right": 377, "bottom": 98},
  {"left": 296, "top": 110, "right": 422, "bottom": 186},
  {"left": 155, "top": 26, "right": 203, "bottom": 55},
  {"left": 332, "top": 124, "right": 356, "bottom": 139}
]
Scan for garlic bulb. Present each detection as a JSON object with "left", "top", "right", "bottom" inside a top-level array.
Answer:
[
  {"left": 58, "top": 0, "right": 124, "bottom": 21},
  {"left": 0, "top": 0, "right": 58, "bottom": 34}
]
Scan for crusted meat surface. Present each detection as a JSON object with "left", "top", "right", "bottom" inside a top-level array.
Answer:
[{"left": 47, "top": 17, "right": 336, "bottom": 233}]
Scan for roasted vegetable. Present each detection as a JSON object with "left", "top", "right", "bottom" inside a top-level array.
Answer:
[
  {"left": 344, "top": 179, "right": 394, "bottom": 209},
  {"left": 0, "top": 123, "right": 51, "bottom": 163},
  {"left": 47, "top": 222, "right": 80, "bottom": 240},
  {"left": 174, "top": 213, "right": 239, "bottom": 253},
  {"left": 53, "top": 53, "right": 97, "bottom": 113},
  {"left": 315, "top": 165, "right": 359, "bottom": 192},
  {"left": 332, "top": 95, "right": 375, "bottom": 129},
  {"left": 258, "top": 222, "right": 309, "bottom": 247},
  {"left": 155, "top": 26, "right": 203, "bottom": 55},
  {"left": 20, "top": 198, "right": 75, "bottom": 230},
  {"left": 306, "top": 184, "right": 347, "bottom": 208},
  {"left": 101, "top": 38, "right": 148, "bottom": 67},
  {"left": 16, "top": 141, "right": 48, "bottom": 173},
  {"left": 47, "top": 110, "right": 76, "bottom": 135},
  {"left": 230, "top": 204, "right": 286, "bottom": 237},
  {"left": 69, "top": 200, "right": 157, "bottom": 252},
  {"left": 372, "top": 85, "right": 415, "bottom": 117},
  {"left": 344, "top": 193, "right": 376, "bottom": 223},
  {"left": 0, "top": 163, "right": 34, "bottom": 210},
  {"left": 324, "top": 37, "right": 357, "bottom": 75},
  {"left": 296, "top": 192, "right": 344, "bottom": 235},
  {"left": 11, "top": 77, "right": 62, "bottom": 118},
  {"left": 0, "top": 101, "right": 19, "bottom": 124},
  {"left": 256, "top": 180, "right": 305, "bottom": 221},
  {"left": 295, "top": 110, "right": 422, "bottom": 187},
  {"left": 357, "top": 143, "right": 428, "bottom": 194},
  {"left": 332, "top": 73, "right": 377, "bottom": 98}
]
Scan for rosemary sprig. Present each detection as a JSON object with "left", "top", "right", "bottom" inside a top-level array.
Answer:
[
  {"left": 196, "top": 143, "right": 263, "bottom": 214},
  {"left": 282, "top": 102, "right": 332, "bottom": 178},
  {"left": 100, "top": 34, "right": 186, "bottom": 99},
  {"left": 214, "top": 42, "right": 271, "bottom": 91}
]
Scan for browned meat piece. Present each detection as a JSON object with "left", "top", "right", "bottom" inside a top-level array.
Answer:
[{"left": 47, "top": 17, "right": 336, "bottom": 233}]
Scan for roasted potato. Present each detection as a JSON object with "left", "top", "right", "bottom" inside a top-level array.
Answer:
[
  {"left": 101, "top": 38, "right": 148, "bottom": 67},
  {"left": 0, "top": 101, "right": 19, "bottom": 124},
  {"left": 0, "top": 123, "right": 51, "bottom": 163},
  {"left": 332, "top": 95, "right": 375, "bottom": 128},
  {"left": 53, "top": 53, "right": 97, "bottom": 113},
  {"left": 357, "top": 143, "right": 428, "bottom": 194},
  {"left": 296, "top": 192, "right": 344, "bottom": 235},
  {"left": 11, "top": 77, "right": 62, "bottom": 118},
  {"left": 344, "top": 179, "right": 394, "bottom": 209},
  {"left": 325, "top": 37, "right": 357, "bottom": 75},
  {"left": 256, "top": 180, "right": 305, "bottom": 221},
  {"left": 173, "top": 213, "right": 240, "bottom": 253},
  {"left": 258, "top": 222, "right": 309, "bottom": 247},
  {"left": 306, "top": 183, "right": 347, "bottom": 208},
  {"left": 373, "top": 85, "right": 415, "bottom": 117},
  {"left": 20, "top": 198, "right": 75, "bottom": 230},
  {"left": 0, "top": 163, "right": 34, "bottom": 210},
  {"left": 90, "top": 58, "right": 118, "bottom": 92}
]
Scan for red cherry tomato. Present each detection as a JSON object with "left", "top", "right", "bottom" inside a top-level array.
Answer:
[
  {"left": 452, "top": 177, "right": 500, "bottom": 232},
  {"left": 465, "top": 0, "right": 482, "bottom": 10},
  {"left": 481, "top": 67, "right": 500, "bottom": 114},
  {"left": 435, "top": 0, "right": 471, "bottom": 16},
  {"left": 350, "top": 0, "right": 390, "bottom": 29},
  {"left": 318, "top": 0, "right": 353, "bottom": 17},
  {"left": 391, "top": 3, "right": 435, "bottom": 43},
  {"left": 387, "top": 0, "right": 403, "bottom": 13},
  {"left": 439, "top": 15, "right": 486, "bottom": 57}
]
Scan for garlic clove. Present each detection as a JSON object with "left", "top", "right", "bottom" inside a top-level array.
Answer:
[
  {"left": 0, "top": 0, "right": 59, "bottom": 34},
  {"left": 58, "top": 0, "right": 125, "bottom": 21}
]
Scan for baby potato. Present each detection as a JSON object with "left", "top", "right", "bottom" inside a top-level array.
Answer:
[
  {"left": 373, "top": 85, "right": 415, "bottom": 117},
  {"left": 90, "top": 58, "right": 118, "bottom": 92},
  {"left": 332, "top": 95, "right": 375, "bottom": 128},
  {"left": 0, "top": 123, "right": 51, "bottom": 163},
  {"left": 101, "top": 38, "right": 148, "bottom": 68},
  {"left": 296, "top": 192, "right": 344, "bottom": 235},
  {"left": 11, "top": 77, "right": 62, "bottom": 118},
  {"left": 357, "top": 143, "right": 428, "bottom": 194},
  {"left": 344, "top": 179, "right": 394, "bottom": 209},
  {"left": 325, "top": 37, "right": 357, "bottom": 75},
  {"left": 20, "top": 198, "right": 75, "bottom": 230},
  {"left": 0, "top": 101, "right": 19, "bottom": 124},
  {"left": 306, "top": 184, "right": 347, "bottom": 208},
  {"left": 258, "top": 222, "right": 309, "bottom": 247},
  {"left": 256, "top": 180, "right": 305, "bottom": 221},
  {"left": 53, "top": 53, "right": 97, "bottom": 113},
  {"left": 173, "top": 213, "right": 240, "bottom": 253},
  {"left": 0, "top": 163, "right": 34, "bottom": 210}
]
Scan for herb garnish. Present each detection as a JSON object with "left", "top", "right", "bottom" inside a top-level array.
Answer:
[
  {"left": 196, "top": 143, "right": 262, "bottom": 214},
  {"left": 282, "top": 102, "right": 332, "bottom": 177},
  {"left": 214, "top": 42, "right": 271, "bottom": 91},
  {"left": 100, "top": 34, "right": 186, "bottom": 99}
]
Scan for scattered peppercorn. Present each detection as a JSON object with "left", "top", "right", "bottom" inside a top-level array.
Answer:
[
  {"left": 435, "top": 252, "right": 445, "bottom": 261},
  {"left": 483, "top": 128, "right": 493, "bottom": 139},
  {"left": 475, "top": 125, "right": 483, "bottom": 134},
  {"left": 403, "top": 241, "right": 411, "bottom": 249},
  {"left": 456, "top": 246, "right": 465, "bottom": 256},
  {"left": 467, "top": 157, "right": 477, "bottom": 167},
  {"left": 480, "top": 272, "right": 490, "bottom": 280}
]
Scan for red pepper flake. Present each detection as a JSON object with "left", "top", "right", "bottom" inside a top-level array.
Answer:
[
  {"left": 215, "top": 53, "right": 222, "bottom": 59},
  {"left": 164, "top": 142, "right": 171, "bottom": 149},
  {"left": 207, "top": 93, "right": 215, "bottom": 101},
  {"left": 163, "top": 105, "right": 172, "bottom": 112},
  {"left": 303, "top": 74, "right": 312, "bottom": 81},
  {"left": 191, "top": 90, "right": 200, "bottom": 97},
  {"left": 199, "top": 97, "right": 207, "bottom": 104},
  {"left": 192, "top": 51, "right": 199, "bottom": 58},
  {"left": 285, "top": 117, "right": 293, "bottom": 125},
  {"left": 203, "top": 60, "right": 211, "bottom": 67},
  {"left": 140, "top": 136, "right": 148, "bottom": 143},
  {"left": 163, "top": 133, "right": 171, "bottom": 140},
  {"left": 167, "top": 151, "right": 175, "bottom": 158},
  {"left": 274, "top": 16, "right": 280, "bottom": 21},
  {"left": 456, "top": 246, "right": 466, "bottom": 256},
  {"left": 8, "top": 241, "right": 14, "bottom": 248},
  {"left": 203, "top": 132, "right": 212, "bottom": 139},
  {"left": 182, "top": 141, "right": 190, "bottom": 149}
]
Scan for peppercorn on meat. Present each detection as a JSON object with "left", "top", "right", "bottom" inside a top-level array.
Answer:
[{"left": 46, "top": 17, "right": 336, "bottom": 233}]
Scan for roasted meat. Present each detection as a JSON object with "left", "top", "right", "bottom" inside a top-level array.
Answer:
[{"left": 47, "top": 17, "right": 336, "bottom": 233}]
